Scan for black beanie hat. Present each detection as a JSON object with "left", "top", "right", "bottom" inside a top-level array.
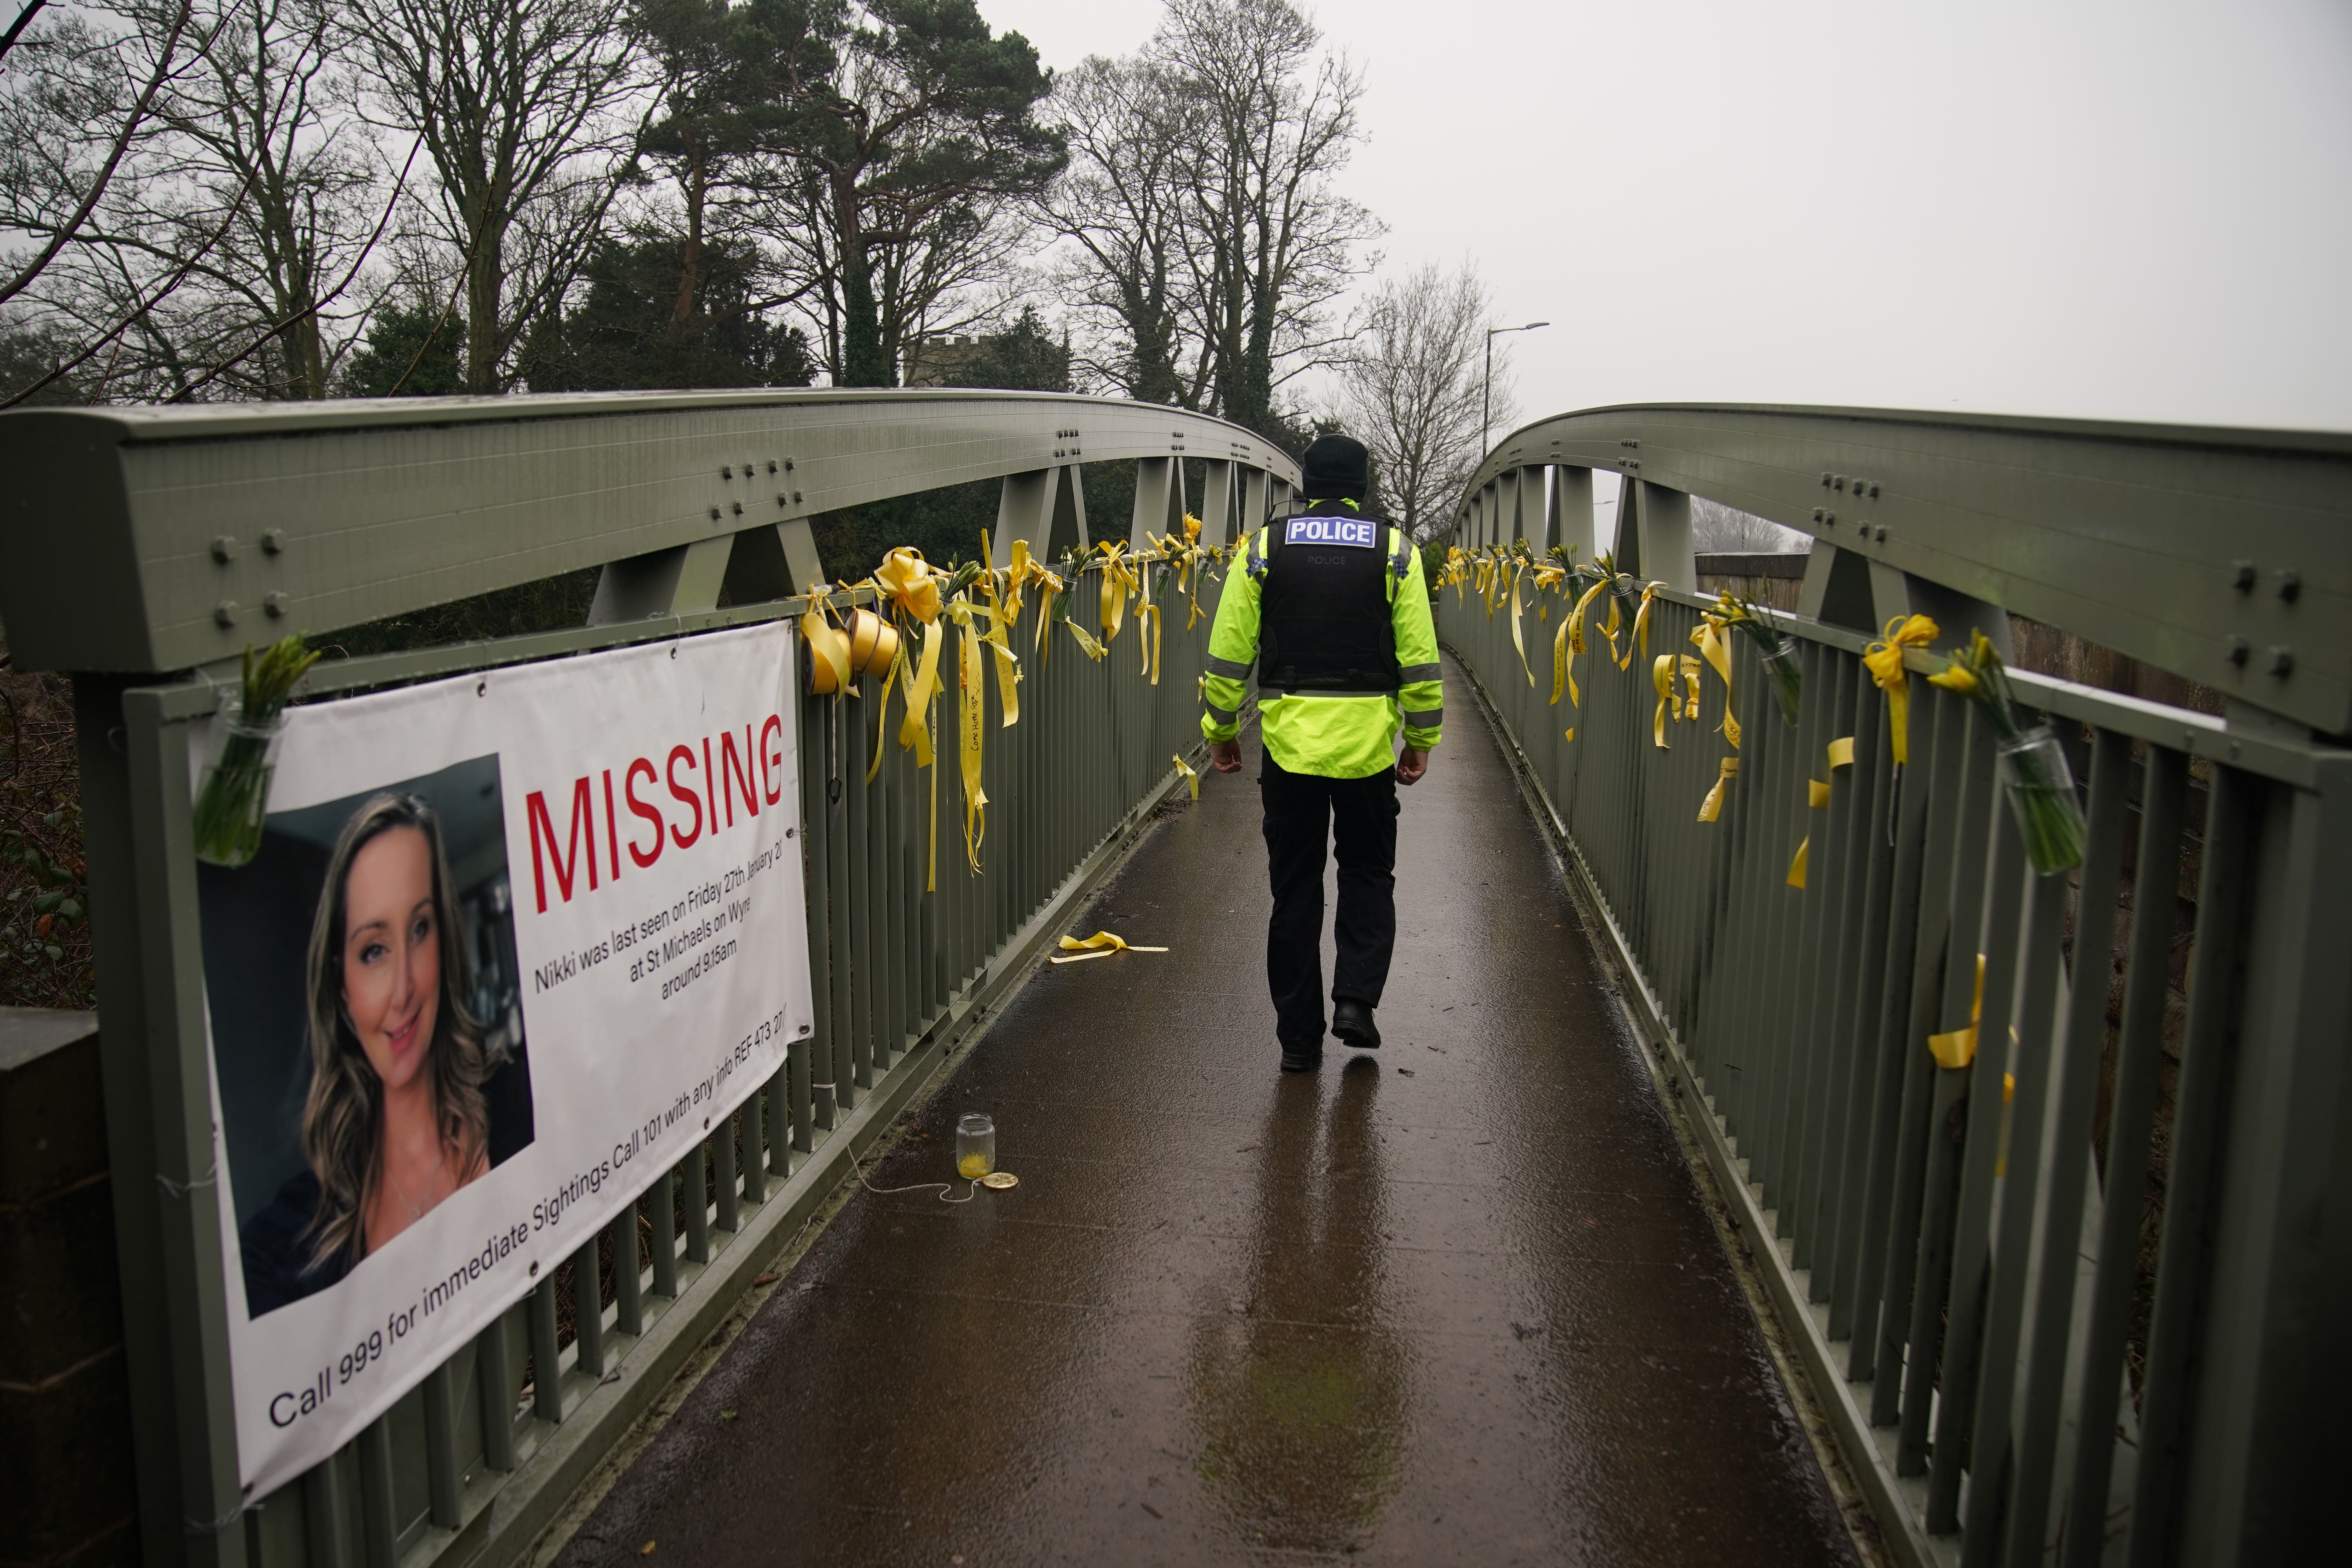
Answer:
[{"left": 1301, "top": 434, "right": 1370, "bottom": 499}]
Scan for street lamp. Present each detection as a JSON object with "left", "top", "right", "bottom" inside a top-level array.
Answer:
[{"left": 1483, "top": 321, "right": 1549, "bottom": 454}]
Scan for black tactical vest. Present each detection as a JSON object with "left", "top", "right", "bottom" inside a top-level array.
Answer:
[{"left": 1254, "top": 503, "right": 1407, "bottom": 694}]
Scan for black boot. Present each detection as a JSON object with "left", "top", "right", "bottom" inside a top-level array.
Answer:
[
  {"left": 1280, "top": 1045, "right": 1323, "bottom": 1073},
  {"left": 1331, "top": 998, "right": 1381, "bottom": 1051}
]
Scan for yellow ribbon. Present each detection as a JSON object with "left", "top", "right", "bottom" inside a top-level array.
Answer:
[
  {"left": 1097, "top": 541, "right": 1137, "bottom": 644},
  {"left": 1698, "top": 756, "right": 1738, "bottom": 822},
  {"left": 1049, "top": 930, "right": 1171, "bottom": 965},
  {"left": 799, "top": 595, "right": 852, "bottom": 696},
  {"left": 1509, "top": 563, "right": 1535, "bottom": 686},
  {"left": 1927, "top": 953, "right": 1987, "bottom": 1068},
  {"left": 875, "top": 547, "right": 942, "bottom": 624},
  {"left": 1551, "top": 611, "right": 1576, "bottom": 708},
  {"left": 956, "top": 613, "right": 987, "bottom": 872},
  {"left": 1693, "top": 617, "right": 1738, "bottom": 750},
  {"left": 1786, "top": 740, "right": 1855, "bottom": 887},
  {"left": 1172, "top": 753, "right": 1199, "bottom": 802},
  {"left": 1862, "top": 614, "right": 1940, "bottom": 766},
  {"left": 1653, "top": 655, "right": 1679, "bottom": 748},
  {"left": 1633, "top": 583, "right": 1662, "bottom": 663}
]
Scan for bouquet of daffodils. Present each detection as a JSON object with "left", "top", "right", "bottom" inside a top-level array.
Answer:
[
  {"left": 1709, "top": 593, "right": 1803, "bottom": 727},
  {"left": 193, "top": 635, "right": 320, "bottom": 867},
  {"left": 1928, "top": 631, "right": 2087, "bottom": 875}
]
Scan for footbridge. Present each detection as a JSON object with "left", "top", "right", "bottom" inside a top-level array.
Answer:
[{"left": 0, "top": 392, "right": 2345, "bottom": 1568}]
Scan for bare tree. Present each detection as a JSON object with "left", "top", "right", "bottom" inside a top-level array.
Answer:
[
  {"left": 1039, "top": 51, "right": 1190, "bottom": 403},
  {"left": 341, "top": 0, "right": 647, "bottom": 393},
  {"left": 1334, "top": 261, "right": 1501, "bottom": 540},
  {"left": 1691, "top": 496, "right": 1806, "bottom": 553},
  {"left": 1157, "top": 0, "right": 1377, "bottom": 429}
]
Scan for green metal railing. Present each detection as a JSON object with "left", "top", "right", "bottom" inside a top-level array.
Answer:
[
  {"left": 0, "top": 390, "right": 1295, "bottom": 1568},
  {"left": 1442, "top": 407, "right": 2352, "bottom": 1568}
]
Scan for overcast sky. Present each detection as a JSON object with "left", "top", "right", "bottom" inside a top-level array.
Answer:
[{"left": 987, "top": 0, "right": 2352, "bottom": 437}]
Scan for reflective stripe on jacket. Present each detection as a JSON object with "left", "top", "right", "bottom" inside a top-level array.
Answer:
[{"left": 1201, "top": 508, "right": 1443, "bottom": 777}]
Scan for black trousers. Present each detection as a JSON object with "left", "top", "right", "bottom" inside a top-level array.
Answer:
[{"left": 1259, "top": 753, "right": 1399, "bottom": 1052}]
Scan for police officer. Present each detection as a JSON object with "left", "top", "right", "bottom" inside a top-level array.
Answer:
[{"left": 1203, "top": 434, "right": 1444, "bottom": 1073}]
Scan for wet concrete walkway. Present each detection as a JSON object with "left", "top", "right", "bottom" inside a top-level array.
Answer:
[{"left": 557, "top": 660, "right": 1862, "bottom": 1566}]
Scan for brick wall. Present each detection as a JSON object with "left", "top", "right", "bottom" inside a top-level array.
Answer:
[{"left": 0, "top": 1011, "right": 136, "bottom": 1568}]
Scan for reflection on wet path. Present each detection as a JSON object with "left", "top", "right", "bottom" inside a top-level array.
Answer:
[
  {"left": 1187, "top": 1061, "right": 1404, "bottom": 1552},
  {"left": 559, "top": 656, "right": 1862, "bottom": 1566}
]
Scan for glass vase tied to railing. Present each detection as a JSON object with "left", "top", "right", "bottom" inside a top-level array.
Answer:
[
  {"left": 1710, "top": 593, "right": 1804, "bottom": 727},
  {"left": 192, "top": 635, "right": 320, "bottom": 867},
  {"left": 1928, "top": 630, "right": 2087, "bottom": 875}
]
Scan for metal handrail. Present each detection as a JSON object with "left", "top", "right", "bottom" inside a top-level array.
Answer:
[
  {"left": 1441, "top": 552, "right": 2350, "bottom": 1565},
  {"left": 0, "top": 388, "right": 1283, "bottom": 1567},
  {"left": 1446, "top": 404, "right": 2352, "bottom": 735},
  {"left": 0, "top": 388, "right": 1298, "bottom": 676}
]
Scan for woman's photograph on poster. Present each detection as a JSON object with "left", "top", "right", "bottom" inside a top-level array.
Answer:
[{"left": 198, "top": 754, "right": 536, "bottom": 1317}]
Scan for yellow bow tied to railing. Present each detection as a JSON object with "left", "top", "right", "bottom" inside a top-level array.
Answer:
[
  {"left": 1096, "top": 540, "right": 1138, "bottom": 645},
  {"left": 1786, "top": 736, "right": 1855, "bottom": 887},
  {"left": 1693, "top": 613, "right": 1739, "bottom": 750},
  {"left": 1862, "top": 613, "right": 1940, "bottom": 766},
  {"left": 1698, "top": 756, "right": 1739, "bottom": 822},
  {"left": 1555, "top": 574, "right": 1614, "bottom": 710},
  {"left": 1652, "top": 653, "right": 1680, "bottom": 748},
  {"left": 874, "top": 546, "right": 943, "bottom": 625}
]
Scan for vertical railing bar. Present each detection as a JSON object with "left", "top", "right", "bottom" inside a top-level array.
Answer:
[
  {"left": 529, "top": 1276, "right": 562, "bottom": 1423},
  {"left": 714, "top": 1113, "right": 740, "bottom": 1233},
  {"left": 475, "top": 1309, "right": 516, "bottom": 1474},
  {"left": 570, "top": 1236, "right": 604, "bottom": 1379},
  {"left": 357, "top": 1415, "right": 398, "bottom": 1568},
  {"left": 649, "top": 1168, "right": 679, "bottom": 1298},
  {"left": 683, "top": 1141, "right": 710, "bottom": 1265},
  {"left": 1800, "top": 665, "right": 1877, "bottom": 1278},
  {"left": 421, "top": 1361, "right": 463, "bottom": 1529},
  {"left": 1926, "top": 796, "right": 2034, "bottom": 1531},
  {"left": 1957, "top": 821, "right": 2080, "bottom": 1562},
  {"left": 2057, "top": 744, "right": 2187, "bottom": 1568},
  {"left": 2002, "top": 727, "right": 2135, "bottom": 1566},
  {"left": 613, "top": 1201, "right": 643, "bottom": 1336},
  {"left": 1823, "top": 687, "right": 1896, "bottom": 1328},
  {"left": 1896, "top": 710, "right": 2000, "bottom": 1465},
  {"left": 1849, "top": 686, "right": 1952, "bottom": 1387},
  {"left": 303, "top": 1443, "right": 353, "bottom": 1568},
  {"left": 2121, "top": 766, "right": 2261, "bottom": 1568}
]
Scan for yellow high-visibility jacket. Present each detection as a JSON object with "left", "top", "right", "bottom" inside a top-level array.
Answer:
[{"left": 1200, "top": 508, "right": 1443, "bottom": 778}]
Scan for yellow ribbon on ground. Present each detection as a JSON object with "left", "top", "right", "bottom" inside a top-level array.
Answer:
[
  {"left": 1862, "top": 614, "right": 1940, "bottom": 766},
  {"left": 1049, "top": 930, "right": 1171, "bottom": 964},
  {"left": 1172, "top": 753, "right": 1199, "bottom": 801},
  {"left": 1927, "top": 953, "right": 1988, "bottom": 1068},
  {"left": 1698, "top": 756, "right": 1739, "bottom": 822},
  {"left": 1653, "top": 654, "right": 1679, "bottom": 748}
]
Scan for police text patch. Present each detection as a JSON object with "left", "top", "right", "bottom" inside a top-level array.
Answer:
[{"left": 1286, "top": 515, "right": 1377, "bottom": 549}]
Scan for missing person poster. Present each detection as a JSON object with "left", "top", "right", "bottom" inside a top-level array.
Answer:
[{"left": 191, "top": 622, "right": 812, "bottom": 1494}]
